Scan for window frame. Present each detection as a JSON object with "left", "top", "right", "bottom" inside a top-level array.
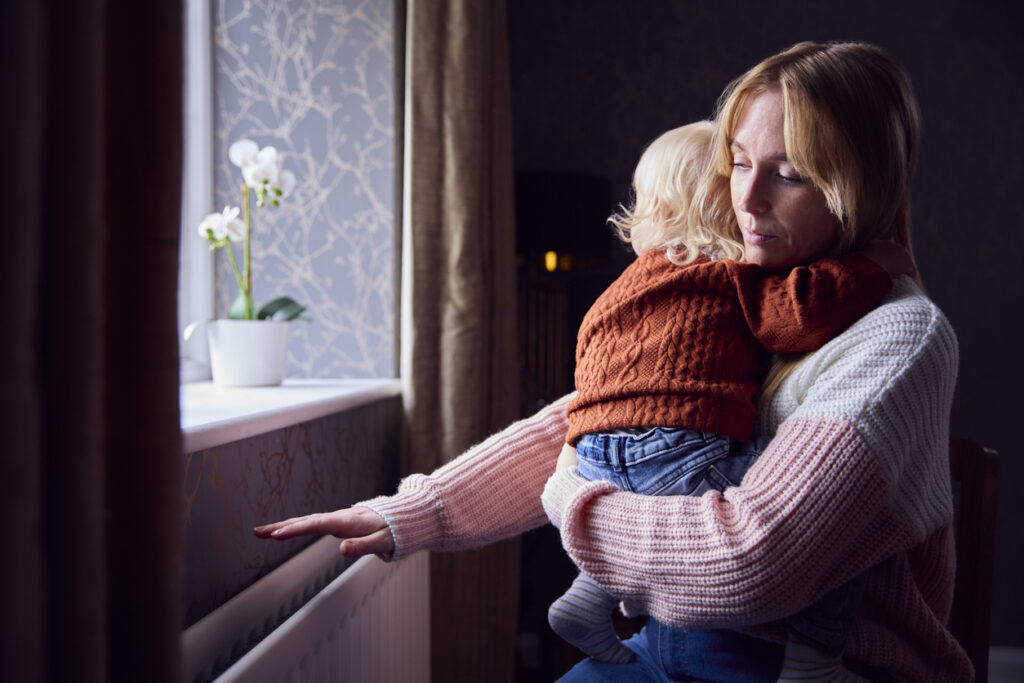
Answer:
[{"left": 178, "top": 0, "right": 215, "bottom": 383}]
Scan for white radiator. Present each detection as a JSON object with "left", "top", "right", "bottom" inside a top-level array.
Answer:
[{"left": 183, "top": 538, "right": 430, "bottom": 683}]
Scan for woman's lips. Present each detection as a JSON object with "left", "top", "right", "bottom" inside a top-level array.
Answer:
[{"left": 743, "top": 228, "right": 776, "bottom": 246}]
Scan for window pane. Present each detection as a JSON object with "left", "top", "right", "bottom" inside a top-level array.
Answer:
[{"left": 204, "top": 0, "right": 396, "bottom": 378}]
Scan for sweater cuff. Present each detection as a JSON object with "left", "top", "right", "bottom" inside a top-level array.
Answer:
[
  {"left": 354, "top": 473, "right": 446, "bottom": 562},
  {"left": 541, "top": 467, "right": 619, "bottom": 531}
]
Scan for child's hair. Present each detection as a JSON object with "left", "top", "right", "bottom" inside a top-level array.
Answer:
[{"left": 609, "top": 121, "right": 743, "bottom": 265}]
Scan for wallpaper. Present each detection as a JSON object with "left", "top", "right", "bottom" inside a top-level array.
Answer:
[
  {"left": 182, "top": 396, "right": 401, "bottom": 628},
  {"left": 212, "top": 0, "right": 395, "bottom": 378}
]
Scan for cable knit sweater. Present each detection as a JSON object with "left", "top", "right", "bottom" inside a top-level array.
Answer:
[
  {"left": 567, "top": 250, "right": 891, "bottom": 444},
  {"left": 358, "top": 278, "right": 970, "bottom": 682}
]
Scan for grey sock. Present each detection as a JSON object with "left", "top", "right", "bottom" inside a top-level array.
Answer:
[{"left": 548, "top": 573, "right": 635, "bottom": 664}]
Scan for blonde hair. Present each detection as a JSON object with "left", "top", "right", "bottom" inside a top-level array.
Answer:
[
  {"left": 699, "top": 41, "right": 921, "bottom": 259},
  {"left": 700, "top": 42, "right": 924, "bottom": 408},
  {"left": 610, "top": 121, "right": 743, "bottom": 265}
]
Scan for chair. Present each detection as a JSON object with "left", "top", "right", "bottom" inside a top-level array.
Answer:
[{"left": 948, "top": 436, "right": 999, "bottom": 682}]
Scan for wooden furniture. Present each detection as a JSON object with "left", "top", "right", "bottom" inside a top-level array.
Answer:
[{"left": 948, "top": 436, "right": 1000, "bottom": 682}]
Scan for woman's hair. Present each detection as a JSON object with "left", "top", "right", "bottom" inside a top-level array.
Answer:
[
  {"left": 610, "top": 121, "right": 743, "bottom": 265},
  {"left": 698, "top": 41, "right": 922, "bottom": 259},
  {"left": 700, "top": 42, "right": 924, "bottom": 409}
]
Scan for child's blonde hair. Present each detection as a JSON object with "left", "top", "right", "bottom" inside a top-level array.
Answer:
[{"left": 610, "top": 121, "right": 743, "bottom": 265}]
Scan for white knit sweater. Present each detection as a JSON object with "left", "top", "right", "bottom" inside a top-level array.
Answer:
[{"left": 360, "top": 278, "right": 971, "bottom": 682}]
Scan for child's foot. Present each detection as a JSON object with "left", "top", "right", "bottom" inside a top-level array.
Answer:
[{"left": 548, "top": 575, "right": 635, "bottom": 664}]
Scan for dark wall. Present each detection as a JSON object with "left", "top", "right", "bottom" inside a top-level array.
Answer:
[{"left": 508, "top": 0, "right": 1023, "bottom": 646}]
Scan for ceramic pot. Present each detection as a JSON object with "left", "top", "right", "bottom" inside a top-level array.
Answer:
[{"left": 207, "top": 319, "right": 290, "bottom": 387}]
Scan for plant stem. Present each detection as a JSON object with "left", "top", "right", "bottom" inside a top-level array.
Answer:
[
  {"left": 225, "top": 241, "right": 246, "bottom": 296},
  {"left": 241, "top": 182, "right": 254, "bottom": 319}
]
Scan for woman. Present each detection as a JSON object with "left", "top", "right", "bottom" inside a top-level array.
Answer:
[{"left": 256, "top": 41, "right": 970, "bottom": 682}]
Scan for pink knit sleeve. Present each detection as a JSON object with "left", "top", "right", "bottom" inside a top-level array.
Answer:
[
  {"left": 542, "top": 420, "right": 908, "bottom": 629},
  {"left": 358, "top": 393, "right": 573, "bottom": 561}
]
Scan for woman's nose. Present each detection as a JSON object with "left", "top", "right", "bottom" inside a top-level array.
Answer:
[{"left": 736, "top": 172, "right": 770, "bottom": 214}]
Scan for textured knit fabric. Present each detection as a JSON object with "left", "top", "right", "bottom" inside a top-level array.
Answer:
[
  {"left": 566, "top": 250, "right": 892, "bottom": 444},
  {"left": 542, "top": 278, "right": 969, "bottom": 682},
  {"left": 358, "top": 277, "right": 970, "bottom": 682}
]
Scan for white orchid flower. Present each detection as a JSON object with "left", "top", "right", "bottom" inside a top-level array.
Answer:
[
  {"left": 277, "top": 169, "right": 296, "bottom": 198},
  {"left": 223, "top": 210, "right": 246, "bottom": 241},
  {"left": 198, "top": 205, "right": 245, "bottom": 242},
  {"left": 241, "top": 146, "right": 281, "bottom": 189},
  {"left": 201, "top": 138, "right": 306, "bottom": 323},
  {"left": 228, "top": 139, "right": 259, "bottom": 168}
]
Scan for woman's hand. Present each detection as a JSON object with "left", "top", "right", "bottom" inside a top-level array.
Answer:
[
  {"left": 253, "top": 506, "right": 394, "bottom": 558},
  {"left": 556, "top": 443, "right": 578, "bottom": 471}
]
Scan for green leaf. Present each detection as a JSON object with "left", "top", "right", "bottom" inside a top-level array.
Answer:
[
  {"left": 257, "top": 296, "right": 308, "bottom": 322},
  {"left": 229, "top": 291, "right": 255, "bottom": 320}
]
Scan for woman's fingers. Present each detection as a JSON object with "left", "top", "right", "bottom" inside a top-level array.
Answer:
[
  {"left": 268, "top": 513, "right": 339, "bottom": 539},
  {"left": 252, "top": 515, "right": 312, "bottom": 538},
  {"left": 339, "top": 527, "right": 395, "bottom": 558},
  {"left": 253, "top": 507, "right": 391, "bottom": 554},
  {"left": 252, "top": 513, "right": 329, "bottom": 539}
]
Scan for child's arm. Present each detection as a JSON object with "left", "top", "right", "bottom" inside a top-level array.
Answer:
[{"left": 725, "top": 252, "right": 895, "bottom": 353}]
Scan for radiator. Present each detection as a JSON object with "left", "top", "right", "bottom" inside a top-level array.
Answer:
[{"left": 183, "top": 537, "right": 430, "bottom": 682}]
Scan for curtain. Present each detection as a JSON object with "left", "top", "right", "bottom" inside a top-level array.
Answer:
[
  {"left": 400, "top": 0, "right": 521, "bottom": 679},
  {"left": 2, "top": 2, "right": 183, "bottom": 681}
]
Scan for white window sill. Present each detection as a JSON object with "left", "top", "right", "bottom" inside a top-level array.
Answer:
[{"left": 180, "top": 378, "right": 402, "bottom": 453}]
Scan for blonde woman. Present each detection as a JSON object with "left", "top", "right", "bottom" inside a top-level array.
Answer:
[
  {"left": 257, "top": 42, "right": 968, "bottom": 682},
  {"left": 546, "top": 120, "right": 906, "bottom": 667}
]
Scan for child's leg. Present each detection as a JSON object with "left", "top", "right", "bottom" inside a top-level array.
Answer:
[
  {"left": 548, "top": 572, "right": 635, "bottom": 664},
  {"left": 556, "top": 428, "right": 746, "bottom": 666},
  {"left": 781, "top": 572, "right": 869, "bottom": 657}
]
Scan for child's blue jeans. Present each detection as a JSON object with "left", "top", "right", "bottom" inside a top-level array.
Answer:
[{"left": 567, "top": 427, "right": 867, "bottom": 678}]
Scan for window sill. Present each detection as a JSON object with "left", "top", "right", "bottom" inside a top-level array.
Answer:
[{"left": 180, "top": 378, "right": 402, "bottom": 453}]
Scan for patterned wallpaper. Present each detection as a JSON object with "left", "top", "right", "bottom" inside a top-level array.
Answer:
[
  {"left": 212, "top": 0, "right": 395, "bottom": 378},
  {"left": 183, "top": 396, "right": 401, "bottom": 628}
]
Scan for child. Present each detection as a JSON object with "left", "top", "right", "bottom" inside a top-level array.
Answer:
[{"left": 547, "top": 121, "right": 910, "bottom": 664}]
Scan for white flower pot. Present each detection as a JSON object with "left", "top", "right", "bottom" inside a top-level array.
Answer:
[{"left": 207, "top": 319, "right": 291, "bottom": 387}]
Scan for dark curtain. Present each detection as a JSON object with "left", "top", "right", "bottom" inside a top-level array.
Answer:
[
  {"left": 2, "top": 1, "right": 183, "bottom": 681},
  {"left": 400, "top": 0, "right": 521, "bottom": 679}
]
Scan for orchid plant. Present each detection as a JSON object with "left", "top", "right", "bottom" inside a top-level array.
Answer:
[{"left": 198, "top": 139, "right": 307, "bottom": 321}]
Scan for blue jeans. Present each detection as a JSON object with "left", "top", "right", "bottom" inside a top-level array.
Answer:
[
  {"left": 558, "top": 620, "right": 895, "bottom": 682},
  {"left": 564, "top": 428, "right": 867, "bottom": 679},
  {"left": 575, "top": 427, "right": 762, "bottom": 497},
  {"left": 558, "top": 619, "right": 784, "bottom": 682}
]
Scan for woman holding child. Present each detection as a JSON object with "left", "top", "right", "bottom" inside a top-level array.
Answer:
[{"left": 256, "top": 41, "right": 970, "bottom": 682}]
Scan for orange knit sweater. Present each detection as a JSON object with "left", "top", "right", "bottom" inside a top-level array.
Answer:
[{"left": 566, "top": 250, "right": 892, "bottom": 444}]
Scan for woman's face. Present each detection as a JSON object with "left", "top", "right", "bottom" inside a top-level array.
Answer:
[{"left": 729, "top": 88, "right": 841, "bottom": 268}]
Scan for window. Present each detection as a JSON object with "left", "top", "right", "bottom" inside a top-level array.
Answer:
[
  {"left": 179, "top": 0, "right": 215, "bottom": 382},
  {"left": 178, "top": 0, "right": 397, "bottom": 383}
]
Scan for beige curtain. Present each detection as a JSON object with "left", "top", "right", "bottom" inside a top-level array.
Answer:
[
  {"left": 400, "top": 0, "right": 521, "bottom": 679},
  {"left": 2, "top": 2, "right": 183, "bottom": 681}
]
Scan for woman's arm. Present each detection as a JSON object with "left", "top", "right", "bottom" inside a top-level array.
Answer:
[
  {"left": 362, "top": 393, "right": 572, "bottom": 560},
  {"left": 257, "top": 393, "right": 573, "bottom": 561},
  {"left": 543, "top": 283, "right": 958, "bottom": 629}
]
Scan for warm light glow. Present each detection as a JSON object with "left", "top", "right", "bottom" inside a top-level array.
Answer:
[{"left": 544, "top": 251, "right": 558, "bottom": 272}]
